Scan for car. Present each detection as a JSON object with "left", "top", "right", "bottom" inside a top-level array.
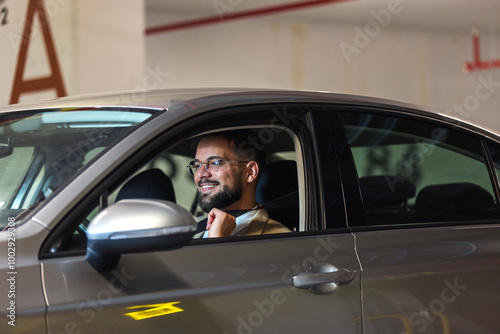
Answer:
[{"left": 1, "top": 88, "right": 500, "bottom": 333}]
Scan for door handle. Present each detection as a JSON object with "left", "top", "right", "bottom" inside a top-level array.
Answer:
[{"left": 293, "top": 263, "right": 356, "bottom": 294}]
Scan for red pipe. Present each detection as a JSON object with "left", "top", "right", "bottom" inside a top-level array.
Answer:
[
  {"left": 472, "top": 29, "right": 480, "bottom": 65},
  {"left": 145, "top": 0, "right": 352, "bottom": 35}
]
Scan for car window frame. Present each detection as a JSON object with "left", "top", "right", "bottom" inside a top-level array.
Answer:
[
  {"left": 39, "top": 103, "right": 336, "bottom": 258},
  {"left": 326, "top": 105, "right": 500, "bottom": 230}
]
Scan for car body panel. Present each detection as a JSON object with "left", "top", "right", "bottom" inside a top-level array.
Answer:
[
  {"left": 0, "top": 219, "right": 48, "bottom": 333},
  {"left": 356, "top": 224, "right": 500, "bottom": 333},
  {"left": 41, "top": 234, "right": 362, "bottom": 333}
]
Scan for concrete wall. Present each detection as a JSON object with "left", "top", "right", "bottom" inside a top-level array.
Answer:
[
  {"left": 1, "top": 0, "right": 144, "bottom": 105},
  {"left": 145, "top": 1, "right": 500, "bottom": 131}
]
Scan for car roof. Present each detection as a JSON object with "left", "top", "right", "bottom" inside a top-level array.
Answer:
[{"left": 1, "top": 87, "right": 500, "bottom": 143}]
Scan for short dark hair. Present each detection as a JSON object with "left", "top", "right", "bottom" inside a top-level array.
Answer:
[{"left": 201, "top": 129, "right": 266, "bottom": 169}]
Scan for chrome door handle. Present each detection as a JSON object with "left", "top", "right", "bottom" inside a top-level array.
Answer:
[{"left": 293, "top": 263, "right": 356, "bottom": 294}]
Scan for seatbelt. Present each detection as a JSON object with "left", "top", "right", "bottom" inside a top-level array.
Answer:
[{"left": 195, "top": 190, "right": 298, "bottom": 233}]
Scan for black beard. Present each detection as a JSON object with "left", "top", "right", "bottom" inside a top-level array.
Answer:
[{"left": 198, "top": 180, "right": 243, "bottom": 213}]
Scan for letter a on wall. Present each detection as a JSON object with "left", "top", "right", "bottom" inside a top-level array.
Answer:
[{"left": 9, "top": 0, "right": 67, "bottom": 104}]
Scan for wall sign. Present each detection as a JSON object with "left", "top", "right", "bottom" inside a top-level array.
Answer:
[
  {"left": 464, "top": 27, "right": 500, "bottom": 73},
  {"left": 1, "top": 0, "right": 7, "bottom": 26},
  {"left": 9, "top": 0, "right": 66, "bottom": 104}
]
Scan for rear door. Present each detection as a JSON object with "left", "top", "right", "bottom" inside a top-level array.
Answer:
[
  {"left": 330, "top": 106, "right": 500, "bottom": 333},
  {"left": 39, "top": 104, "right": 362, "bottom": 334}
]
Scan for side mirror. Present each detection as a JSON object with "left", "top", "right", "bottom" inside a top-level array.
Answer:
[
  {"left": 86, "top": 199, "right": 197, "bottom": 272},
  {"left": 0, "top": 136, "right": 14, "bottom": 158}
]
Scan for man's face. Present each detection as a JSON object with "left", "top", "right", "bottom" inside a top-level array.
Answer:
[{"left": 194, "top": 136, "right": 245, "bottom": 212}]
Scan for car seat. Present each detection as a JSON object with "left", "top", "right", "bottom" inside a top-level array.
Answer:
[
  {"left": 116, "top": 168, "right": 176, "bottom": 203},
  {"left": 256, "top": 160, "right": 299, "bottom": 231},
  {"left": 414, "top": 182, "right": 494, "bottom": 222},
  {"left": 359, "top": 175, "right": 416, "bottom": 225}
]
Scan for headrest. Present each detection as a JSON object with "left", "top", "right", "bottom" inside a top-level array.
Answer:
[
  {"left": 116, "top": 168, "right": 176, "bottom": 203},
  {"left": 256, "top": 160, "right": 299, "bottom": 231},
  {"left": 359, "top": 175, "right": 416, "bottom": 209},
  {"left": 415, "top": 182, "right": 493, "bottom": 221},
  {"left": 256, "top": 160, "right": 298, "bottom": 203}
]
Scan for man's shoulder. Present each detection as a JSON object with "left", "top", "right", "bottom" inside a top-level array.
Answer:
[
  {"left": 244, "top": 209, "right": 291, "bottom": 235},
  {"left": 262, "top": 218, "right": 292, "bottom": 234}
]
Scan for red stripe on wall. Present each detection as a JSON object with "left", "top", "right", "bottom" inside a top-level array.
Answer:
[{"left": 145, "top": 0, "right": 352, "bottom": 35}]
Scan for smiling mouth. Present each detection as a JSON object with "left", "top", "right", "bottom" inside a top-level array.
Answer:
[{"left": 199, "top": 181, "right": 219, "bottom": 193}]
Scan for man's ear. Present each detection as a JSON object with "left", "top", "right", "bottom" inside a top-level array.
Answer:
[{"left": 245, "top": 161, "right": 259, "bottom": 184}]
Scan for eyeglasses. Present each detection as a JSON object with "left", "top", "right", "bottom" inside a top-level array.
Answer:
[{"left": 187, "top": 158, "right": 249, "bottom": 176}]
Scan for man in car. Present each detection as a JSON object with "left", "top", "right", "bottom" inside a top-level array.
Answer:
[{"left": 188, "top": 130, "right": 290, "bottom": 237}]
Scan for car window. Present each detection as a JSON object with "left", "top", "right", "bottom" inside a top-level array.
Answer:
[
  {"left": 0, "top": 146, "right": 34, "bottom": 209},
  {"left": 103, "top": 126, "right": 299, "bottom": 223},
  {"left": 0, "top": 108, "right": 156, "bottom": 230},
  {"left": 43, "top": 103, "right": 328, "bottom": 255},
  {"left": 65, "top": 124, "right": 303, "bottom": 251},
  {"left": 338, "top": 112, "right": 499, "bottom": 226}
]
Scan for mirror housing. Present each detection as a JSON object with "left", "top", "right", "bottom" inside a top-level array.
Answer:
[
  {"left": 86, "top": 199, "right": 197, "bottom": 272},
  {"left": 0, "top": 136, "right": 14, "bottom": 158}
]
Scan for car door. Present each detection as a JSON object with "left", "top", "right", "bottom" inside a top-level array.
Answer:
[
  {"left": 330, "top": 106, "right": 500, "bottom": 333},
  {"left": 38, "top": 104, "right": 362, "bottom": 334}
]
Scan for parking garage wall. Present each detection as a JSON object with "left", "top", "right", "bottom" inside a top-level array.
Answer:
[
  {"left": 0, "top": 0, "right": 144, "bottom": 105},
  {"left": 145, "top": 6, "right": 500, "bottom": 132}
]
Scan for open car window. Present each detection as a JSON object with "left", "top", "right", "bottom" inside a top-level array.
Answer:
[
  {"left": 63, "top": 125, "right": 303, "bottom": 251},
  {"left": 107, "top": 126, "right": 299, "bottom": 225}
]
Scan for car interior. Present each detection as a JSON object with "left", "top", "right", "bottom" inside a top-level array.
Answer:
[
  {"left": 64, "top": 126, "right": 302, "bottom": 251},
  {"left": 341, "top": 112, "right": 500, "bottom": 226}
]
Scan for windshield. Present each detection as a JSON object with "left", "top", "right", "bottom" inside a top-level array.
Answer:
[{"left": 0, "top": 107, "right": 156, "bottom": 229}]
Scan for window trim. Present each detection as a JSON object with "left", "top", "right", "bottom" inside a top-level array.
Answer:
[
  {"left": 483, "top": 139, "right": 500, "bottom": 204},
  {"left": 39, "top": 103, "right": 329, "bottom": 258},
  {"left": 332, "top": 105, "right": 500, "bottom": 230}
]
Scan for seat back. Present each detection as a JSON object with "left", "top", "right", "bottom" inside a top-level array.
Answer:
[
  {"left": 116, "top": 168, "right": 176, "bottom": 203},
  {"left": 414, "top": 182, "right": 494, "bottom": 222},
  {"left": 359, "top": 175, "right": 416, "bottom": 225},
  {"left": 256, "top": 160, "right": 299, "bottom": 231}
]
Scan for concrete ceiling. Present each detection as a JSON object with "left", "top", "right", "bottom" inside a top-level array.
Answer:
[{"left": 145, "top": 0, "right": 500, "bottom": 35}]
